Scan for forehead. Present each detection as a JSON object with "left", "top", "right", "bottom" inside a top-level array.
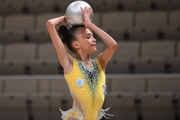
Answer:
[
  {"left": 74, "top": 27, "right": 92, "bottom": 39},
  {"left": 79, "top": 27, "right": 92, "bottom": 35}
]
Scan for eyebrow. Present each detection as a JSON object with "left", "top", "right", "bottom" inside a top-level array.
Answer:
[{"left": 86, "top": 33, "right": 92, "bottom": 36}]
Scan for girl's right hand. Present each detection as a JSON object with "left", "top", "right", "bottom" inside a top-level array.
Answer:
[{"left": 61, "top": 15, "right": 67, "bottom": 24}]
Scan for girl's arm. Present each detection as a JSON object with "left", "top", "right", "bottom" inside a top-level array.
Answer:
[
  {"left": 81, "top": 7, "right": 118, "bottom": 69},
  {"left": 46, "top": 16, "right": 73, "bottom": 74}
]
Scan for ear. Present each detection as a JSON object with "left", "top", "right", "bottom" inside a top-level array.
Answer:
[{"left": 72, "top": 41, "right": 80, "bottom": 49}]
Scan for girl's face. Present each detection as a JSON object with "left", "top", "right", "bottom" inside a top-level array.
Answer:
[{"left": 74, "top": 27, "right": 97, "bottom": 54}]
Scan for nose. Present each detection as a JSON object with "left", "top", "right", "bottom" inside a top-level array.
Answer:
[{"left": 93, "top": 37, "right": 96, "bottom": 42}]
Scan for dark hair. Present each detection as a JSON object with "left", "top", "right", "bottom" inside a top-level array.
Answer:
[{"left": 57, "top": 25, "right": 84, "bottom": 53}]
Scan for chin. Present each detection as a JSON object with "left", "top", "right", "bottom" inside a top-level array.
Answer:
[
  {"left": 91, "top": 49, "right": 97, "bottom": 54},
  {"left": 94, "top": 48, "right": 97, "bottom": 52},
  {"left": 89, "top": 47, "right": 97, "bottom": 54}
]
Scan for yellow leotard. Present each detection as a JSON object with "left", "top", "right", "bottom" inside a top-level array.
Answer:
[{"left": 60, "top": 58, "right": 112, "bottom": 120}]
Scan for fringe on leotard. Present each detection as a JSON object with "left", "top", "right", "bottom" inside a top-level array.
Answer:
[{"left": 60, "top": 103, "right": 113, "bottom": 120}]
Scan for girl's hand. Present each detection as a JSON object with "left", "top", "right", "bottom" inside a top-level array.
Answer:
[
  {"left": 60, "top": 15, "right": 67, "bottom": 25},
  {"left": 80, "top": 6, "right": 93, "bottom": 28},
  {"left": 47, "top": 15, "right": 67, "bottom": 27}
]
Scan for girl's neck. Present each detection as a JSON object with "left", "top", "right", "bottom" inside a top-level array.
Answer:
[
  {"left": 77, "top": 58, "right": 93, "bottom": 71},
  {"left": 76, "top": 53, "right": 93, "bottom": 71},
  {"left": 75, "top": 52, "right": 91, "bottom": 63}
]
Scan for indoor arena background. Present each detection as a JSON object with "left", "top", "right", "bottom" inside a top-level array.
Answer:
[{"left": 0, "top": 0, "right": 180, "bottom": 120}]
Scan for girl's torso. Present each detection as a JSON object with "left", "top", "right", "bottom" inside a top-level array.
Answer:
[{"left": 64, "top": 58, "right": 106, "bottom": 120}]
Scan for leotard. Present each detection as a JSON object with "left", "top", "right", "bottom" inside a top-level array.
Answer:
[{"left": 60, "top": 58, "right": 112, "bottom": 120}]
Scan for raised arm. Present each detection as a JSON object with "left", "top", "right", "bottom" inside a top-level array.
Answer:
[
  {"left": 81, "top": 7, "right": 117, "bottom": 70},
  {"left": 46, "top": 16, "right": 73, "bottom": 74}
]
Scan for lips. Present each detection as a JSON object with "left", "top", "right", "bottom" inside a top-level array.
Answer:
[{"left": 91, "top": 44, "right": 96, "bottom": 47}]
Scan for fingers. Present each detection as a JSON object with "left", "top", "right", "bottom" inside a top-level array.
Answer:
[
  {"left": 87, "top": 8, "right": 92, "bottom": 15},
  {"left": 63, "top": 16, "right": 67, "bottom": 23},
  {"left": 80, "top": 7, "right": 83, "bottom": 13},
  {"left": 80, "top": 6, "right": 92, "bottom": 27},
  {"left": 80, "top": 6, "right": 92, "bottom": 14},
  {"left": 83, "top": 6, "right": 88, "bottom": 12}
]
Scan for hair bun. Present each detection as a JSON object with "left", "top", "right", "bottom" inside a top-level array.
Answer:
[{"left": 57, "top": 25, "right": 69, "bottom": 43}]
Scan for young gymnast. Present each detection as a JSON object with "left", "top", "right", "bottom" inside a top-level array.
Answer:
[{"left": 46, "top": 6, "right": 117, "bottom": 120}]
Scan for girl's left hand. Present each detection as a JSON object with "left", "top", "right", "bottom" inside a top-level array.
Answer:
[{"left": 80, "top": 6, "right": 93, "bottom": 28}]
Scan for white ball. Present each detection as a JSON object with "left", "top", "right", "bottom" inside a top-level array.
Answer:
[{"left": 65, "top": 1, "right": 93, "bottom": 26}]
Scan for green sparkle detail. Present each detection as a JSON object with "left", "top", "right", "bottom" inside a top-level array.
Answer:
[{"left": 77, "top": 59, "right": 99, "bottom": 100}]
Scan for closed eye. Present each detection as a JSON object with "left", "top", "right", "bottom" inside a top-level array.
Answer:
[
  {"left": 85, "top": 32, "right": 93, "bottom": 39},
  {"left": 86, "top": 34, "right": 91, "bottom": 39},
  {"left": 87, "top": 36, "right": 90, "bottom": 39}
]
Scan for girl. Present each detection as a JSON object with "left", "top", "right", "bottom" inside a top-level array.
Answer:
[{"left": 46, "top": 7, "right": 117, "bottom": 120}]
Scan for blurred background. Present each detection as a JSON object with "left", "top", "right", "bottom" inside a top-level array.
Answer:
[{"left": 0, "top": 0, "right": 180, "bottom": 120}]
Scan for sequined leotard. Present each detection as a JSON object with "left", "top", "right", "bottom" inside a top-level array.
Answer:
[{"left": 60, "top": 58, "right": 112, "bottom": 120}]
